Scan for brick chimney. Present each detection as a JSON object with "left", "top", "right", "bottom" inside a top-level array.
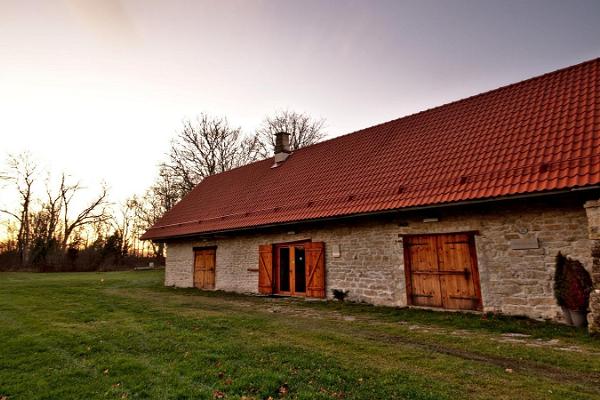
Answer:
[{"left": 272, "top": 132, "right": 291, "bottom": 166}]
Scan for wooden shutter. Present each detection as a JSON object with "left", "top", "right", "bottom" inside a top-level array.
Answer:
[
  {"left": 258, "top": 244, "right": 273, "bottom": 294},
  {"left": 305, "top": 242, "right": 325, "bottom": 298}
]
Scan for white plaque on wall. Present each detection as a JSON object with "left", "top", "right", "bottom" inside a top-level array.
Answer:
[
  {"left": 509, "top": 238, "right": 539, "bottom": 250},
  {"left": 332, "top": 244, "right": 341, "bottom": 258}
]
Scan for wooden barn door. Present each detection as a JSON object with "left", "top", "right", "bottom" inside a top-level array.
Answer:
[
  {"left": 194, "top": 248, "right": 216, "bottom": 290},
  {"left": 437, "top": 233, "right": 482, "bottom": 310},
  {"left": 404, "top": 233, "right": 482, "bottom": 311},
  {"left": 404, "top": 235, "right": 443, "bottom": 307}
]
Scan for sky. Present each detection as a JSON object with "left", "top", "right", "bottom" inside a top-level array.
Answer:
[{"left": 1, "top": 0, "right": 600, "bottom": 204}]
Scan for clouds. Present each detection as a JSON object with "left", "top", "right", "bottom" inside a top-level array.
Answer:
[
  {"left": 1, "top": 0, "right": 599, "bottom": 204},
  {"left": 63, "top": 0, "right": 139, "bottom": 46}
]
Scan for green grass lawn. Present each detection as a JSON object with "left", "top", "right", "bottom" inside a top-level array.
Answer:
[{"left": 0, "top": 271, "right": 599, "bottom": 400}]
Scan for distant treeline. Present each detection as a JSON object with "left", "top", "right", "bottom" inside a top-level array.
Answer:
[{"left": 0, "top": 110, "right": 325, "bottom": 272}]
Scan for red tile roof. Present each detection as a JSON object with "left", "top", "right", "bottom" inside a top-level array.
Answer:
[{"left": 142, "top": 58, "right": 600, "bottom": 240}]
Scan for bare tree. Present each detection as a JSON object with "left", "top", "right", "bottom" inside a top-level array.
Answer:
[
  {"left": 256, "top": 110, "right": 326, "bottom": 157},
  {"left": 42, "top": 173, "right": 65, "bottom": 247},
  {"left": 0, "top": 220, "right": 17, "bottom": 253},
  {"left": 0, "top": 153, "right": 38, "bottom": 265},
  {"left": 13, "top": 172, "right": 111, "bottom": 264},
  {"left": 61, "top": 181, "right": 110, "bottom": 248},
  {"left": 110, "top": 197, "right": 139, "bottom": 256},
  {"left": 136, "top": 110, "right": 325, "bottom": 253},
  {"left": 0, "top": 153, "right": 150, "bottom": 270},
  {"left": 162, "top": 114, "right": 261, "bottom": 196},
  {"left": 238, "top": 134, "right": 263, "bottom": 167},
  {"left": 133, "top": 168, "right": 181, "bottom": 259}
]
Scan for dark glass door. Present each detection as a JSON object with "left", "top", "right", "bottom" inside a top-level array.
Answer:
[
  {"left": 274, "top": 243, "right": 307, "bottom": 296},
  {"left": 278, "top": 247, "right": 290, "bottom": 293},
  {"left": 294, "top": 247, "right": 306, "bottom": 294}
]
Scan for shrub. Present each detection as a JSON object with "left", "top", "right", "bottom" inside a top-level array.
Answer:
[
  {"left": 554, "top": 253, "right": 568, "bottom": 307},
  {"left": 332, "top": 289, "right": 349, "bottom": 301},
  {"left": 554, "top": 252, "right": 593, "bottom": 311}
]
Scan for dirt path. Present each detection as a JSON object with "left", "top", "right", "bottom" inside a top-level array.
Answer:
[
  {"left": 260, "top": 297, "right": 600, "bottom": 391},
  {"left": 199, "top": 293, "right": 600, "bottom": 354},
  {"left": 115, "top": 288, "right": 600, "bottom": 354},
  {"left": 365, "top": 332, "right": 600, "bottom": 389}
]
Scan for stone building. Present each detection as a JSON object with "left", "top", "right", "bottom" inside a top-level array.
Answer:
[{"left": 142, "top": 58, "right": 600, "bottom": 330}]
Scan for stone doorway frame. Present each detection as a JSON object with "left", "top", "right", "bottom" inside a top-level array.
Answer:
[{"left": 584, "top": 200, "right": 600, "bottom": 334}]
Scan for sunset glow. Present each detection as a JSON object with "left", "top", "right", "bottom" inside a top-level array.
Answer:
[{"left": 1, "top": 0, "right": 599, "bottom": 204}]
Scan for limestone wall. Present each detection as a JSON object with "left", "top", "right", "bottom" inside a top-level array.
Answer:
[{"left": 164, "top": 197, "right": 593, "bottom": 322}]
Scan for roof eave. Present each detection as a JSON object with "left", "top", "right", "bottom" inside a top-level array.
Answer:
[{"left": 142, "top": 185, "right": 600, "bottom": 242}]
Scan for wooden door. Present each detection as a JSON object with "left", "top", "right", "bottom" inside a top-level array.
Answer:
[
  {"left": 194, "top": 248, "right": 216, "bottom": 290},
  {"left": 437, "top": 233, "right": 482, "bottom": 310},
  {"left": 404, "top": 233, "right": 481, "bottom": 310},
  {"left": 404, "top": 235, "right": 443, "bottom": 307},
  {"left": 274, "top": 245, "right": 292, "bottom": 295},
  {"left": 274, "top": 244, "right": 306, "bottom": 296},
  {"left": 271, "top": 241, "right": 324, "bottom": 298}
]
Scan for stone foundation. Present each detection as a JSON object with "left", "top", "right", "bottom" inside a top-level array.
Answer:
[
  {"left": 164, "top": 195, "right": 595, "bottom": 323},
  {"left": 584, "top": 200, "right": 600, "bottom": 334}
]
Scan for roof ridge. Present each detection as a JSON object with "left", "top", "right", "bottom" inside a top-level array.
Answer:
[
  {"left": 201, "top": 156, "right": 273, "bottom": 180},
  {"left": 289, "top": 57, "right": 600, "bottom": 155},
  {"left": 194, "top": 57, "right": 600, "bottom": 177}
]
